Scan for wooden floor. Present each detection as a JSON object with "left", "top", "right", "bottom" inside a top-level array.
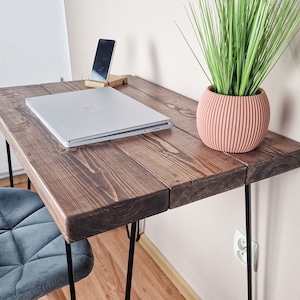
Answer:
[
  {"left": 6, "top": 179, "right": 185, "bottom": 300},
  {"left": 40, "top": 227, "right": 186, "bottom": 300}
]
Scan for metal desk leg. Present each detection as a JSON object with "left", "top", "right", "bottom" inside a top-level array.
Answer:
[
  {"left": 5, "top": 140, "right": 14, "bottom": 188},
  {"left": 125, "top": 222, "right": 137, "bottom": 300},
  {"left": 6, "top": 140, "right": 31, "bottom": 189},
  {"left": 27, "top": 177, "right": 31, "bottom": 190},
  {"left": 126, "top": 222, "right": 140, "bottom": 241},
  {"left": 245, "top": 184, "right": 252, "bottom": 300},
  {"left": 65, "top": 242, "right": 76, "bottom": 300}
]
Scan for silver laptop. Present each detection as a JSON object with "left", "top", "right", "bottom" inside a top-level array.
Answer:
[{"left": 26, "top": 87, "right": 172, "bottom": 147}]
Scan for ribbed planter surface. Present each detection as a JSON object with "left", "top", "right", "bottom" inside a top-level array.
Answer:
[{"left": 197, "top": 87, "right": 270, "bottom": 153}]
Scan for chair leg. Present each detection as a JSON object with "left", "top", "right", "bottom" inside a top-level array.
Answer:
[
  {"left": 65, "top": 242, "right": 76, "bottom": 300},
  {"left": 5, "top": 141, "right": 14, "bottom": 188}
]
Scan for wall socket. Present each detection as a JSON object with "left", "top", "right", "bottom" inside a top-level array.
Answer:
[{"left": 233, "top": 229, "right": 258, "bottom": 271}]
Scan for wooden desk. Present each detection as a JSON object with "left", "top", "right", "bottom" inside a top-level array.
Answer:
[{"left": 1, "top": 76, "right": 300, "bottom": 299}]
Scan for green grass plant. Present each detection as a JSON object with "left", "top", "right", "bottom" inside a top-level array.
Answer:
[{"left": 177, "top": 0, "right": 300, "bottom": 95}]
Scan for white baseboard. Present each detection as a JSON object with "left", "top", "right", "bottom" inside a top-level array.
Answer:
[
  {"left": 0, "top": 167, "right": 25, "bottom": 180},
  {"left": 0, "top": 173, "right": 27, "bottom": 187},
  {"left": 139, "top": 233, "right": 202, "bottom": 300}
]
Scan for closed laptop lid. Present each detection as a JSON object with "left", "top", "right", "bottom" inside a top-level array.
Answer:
[{"left": 26, "top": 87, "right": 172, "bottom": 147}]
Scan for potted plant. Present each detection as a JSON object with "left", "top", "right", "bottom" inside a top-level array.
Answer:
[{"left": 177, "top": 0, "right": 300, "bottom": 153}]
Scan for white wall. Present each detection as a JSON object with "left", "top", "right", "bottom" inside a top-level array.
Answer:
[
  {"left": 0, "top": 0, "right": 72, "bottom": 178},
  {"left": 64, "top": 1, "right": 300, "bottom": 299}
]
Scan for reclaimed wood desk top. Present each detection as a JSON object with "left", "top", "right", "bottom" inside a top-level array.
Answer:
[{"left": 1, "top": 76, "right": 300, "bottom": 243}]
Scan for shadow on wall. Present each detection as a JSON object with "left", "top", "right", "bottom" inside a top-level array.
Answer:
[
  {"left": 148, "top": 41, "right": 162, "bottom": 84},
  {"left": 290, "top": 33, "right": 300, "bottom": 65},
  {"left": 254, "top": 171, "right": 300, "bottom": 300},
  {"left": 278, "top": 32, "right": 300, "bottom": 131},
  {"left": 278, "top": 95, "right": 295, "bottom": 132},
  {"left": 256, "top": 179, "right": 282, "bottom": 300}
]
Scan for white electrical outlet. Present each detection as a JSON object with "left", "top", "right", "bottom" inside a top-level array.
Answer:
[{"left": 234, "top": 229, "right": 258, "bottom": 271}]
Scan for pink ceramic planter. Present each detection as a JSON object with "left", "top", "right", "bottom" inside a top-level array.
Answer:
[{"left": 197, "top": 87, "right": 270, "bottom": 153}]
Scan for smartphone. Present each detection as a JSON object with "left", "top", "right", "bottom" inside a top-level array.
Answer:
[{"left": 89, "top": 39, "right": 115, "bottom": 82}]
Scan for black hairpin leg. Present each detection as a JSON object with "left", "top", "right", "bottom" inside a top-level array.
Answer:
[
  {"left": 65, "top": 242, "right": 76, "bottom": 300},
  {"left": 245, "top": 184, "right": 252, "bottom": 300},
  {"left": 6, "top": 140, "right": 31, "bottom": 190},
  {"left": 27, "top": 177, "right": 31, "bottom": 190},
  {"left": 126, "top": 221, "right": 140, "bottom": 242},
  {"left": 125, "top": 222, "right": 138, "bottom": 300},
  {"left": 5, "top": 140, "right": 14, "bottom": 188}
]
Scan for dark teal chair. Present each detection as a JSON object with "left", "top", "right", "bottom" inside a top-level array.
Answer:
[{"left": 0, "top": 187, "right": 94, "bottom": 300}]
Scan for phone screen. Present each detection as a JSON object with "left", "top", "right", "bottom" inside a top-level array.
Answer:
[{"left": 90, "top": 39, "right": 115, "bottom": 82}]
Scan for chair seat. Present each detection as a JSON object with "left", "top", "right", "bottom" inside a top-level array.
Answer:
[{"left": 0, "top": 188, "right": 94, "bottom": 300}]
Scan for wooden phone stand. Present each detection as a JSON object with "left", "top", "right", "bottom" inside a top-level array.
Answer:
[{"left": 85, "top": 75, "right": 128, "bottom": 88}]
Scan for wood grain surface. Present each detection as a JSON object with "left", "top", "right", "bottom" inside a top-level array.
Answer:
[
  {"left": 0, "top": 80, "right": 168, "bottom": 243},
  {"left": 10, "top": 182, "right": 186, "bottom": 300},
  {"left": 230, "top": 131, "right": 300, "bottom": 184},
  {"left": 1, "top": 76, "right": 300, "bottom": 243}
]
